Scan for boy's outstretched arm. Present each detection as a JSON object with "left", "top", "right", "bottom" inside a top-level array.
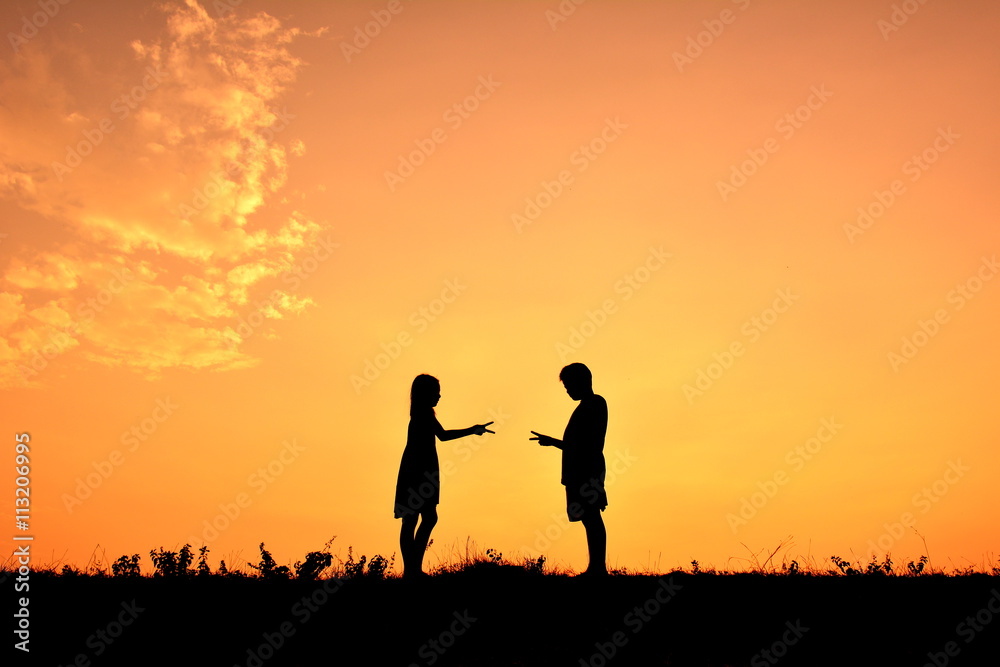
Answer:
[{"left": 529, "top": 431, "right": 563, "bottom": 449}]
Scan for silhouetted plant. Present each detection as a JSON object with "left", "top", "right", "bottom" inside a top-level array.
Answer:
[
  {"left": 249, "top": 542, "right": 290, "bottom": 580},
  {"left": 783, "top": 560, "right": 800, "bottom": 576},
  {"left": 865, "top": 554, "right": 893, "bottom": 576},
  {"left": 112, "top": 554, "right": 141, "bottom": 578},
  {"left": 367, "top": 554, "right": 391, "bottom": 579},
  {"left": 523, "top": 555, "right": 546, "bottom": 575},
  {"left": 828, "top": 554, "right": 893, "bottom": 576},
  {"left": 829, "top": 555, "right": 861, "bottom": 576},
  {"left": 197, "top": 546, "right": 211, "bottom": 577},
  {"left": 295, "top": 550, "right": 333, "bottom": 580},
  {"left": 150, "top": 544, "right": 195, "bottom": 577},
  {"left": 907, "top": 555, "right": 928, "bottom": 576},
  {"left": 294, "top": 537, "right": 335, "bottom": 580},
  {"left": 690, "top": 560, "right": 701, "bottom": 575}
]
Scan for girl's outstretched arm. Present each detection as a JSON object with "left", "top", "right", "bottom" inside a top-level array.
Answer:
[{"left": 436, "top": 421, "right": 494, "bottom": 441}]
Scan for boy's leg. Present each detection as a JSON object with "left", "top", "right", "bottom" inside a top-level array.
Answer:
[{"left": 581, "top": 511, "right": 607, "bottom": 574}]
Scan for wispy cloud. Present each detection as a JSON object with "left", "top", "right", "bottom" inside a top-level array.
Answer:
[{"left": 0, "top": 0, "right": 326, "bottom": 387}]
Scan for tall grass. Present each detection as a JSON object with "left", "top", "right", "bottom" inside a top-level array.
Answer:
[{"left": 4, "top": 537, "right": 998, "bottom": 580}]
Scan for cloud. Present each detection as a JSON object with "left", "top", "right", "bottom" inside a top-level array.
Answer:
[{"left": 0, "top": 1, "right": 328, "bottom": 388}]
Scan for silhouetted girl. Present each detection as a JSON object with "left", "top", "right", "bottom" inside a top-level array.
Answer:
[{"left": 394, "top": 374, "right": 493, "bottom": 578}]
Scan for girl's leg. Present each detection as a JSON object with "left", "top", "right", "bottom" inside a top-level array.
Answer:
[
  {"left": 411, "top": 508, "right": 438, "bottom": 574},
  {"left": 399, "top": 514, "right": 418, "bottom": 576}
]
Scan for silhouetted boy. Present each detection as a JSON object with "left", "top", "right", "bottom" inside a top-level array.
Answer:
[{"left": 531, "top": 362, "right": 608, "bottom": 576}]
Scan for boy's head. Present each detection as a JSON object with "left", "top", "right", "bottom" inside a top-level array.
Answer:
[{"left": 559, "top": 363, "right": 592, "bottom": 400}]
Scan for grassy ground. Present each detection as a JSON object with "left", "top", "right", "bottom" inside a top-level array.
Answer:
[{"left": 7, "top": 542, "right": 1000, "bottom": 666}]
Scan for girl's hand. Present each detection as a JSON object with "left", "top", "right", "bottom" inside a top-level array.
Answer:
[{"left": 473, "top": 422, "right": 495, "bottom": 436}]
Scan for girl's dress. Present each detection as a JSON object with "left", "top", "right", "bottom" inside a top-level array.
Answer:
[{"left": 393, "top": 411, "right": 441, "bottom": 518}]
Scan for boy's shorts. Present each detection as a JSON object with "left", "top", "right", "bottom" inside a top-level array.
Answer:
[{"left": 565, "top": 476, "right": 608, "bottom": 522}]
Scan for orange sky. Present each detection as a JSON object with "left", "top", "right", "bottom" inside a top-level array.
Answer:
[{"left": 3, "top": 0, "right": 999, "bottom": 575}]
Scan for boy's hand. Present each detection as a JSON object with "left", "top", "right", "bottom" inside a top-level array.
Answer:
[
  {"left": 529, "top": 431, "right": 557, "bottom": 447},
  {"left": 473, "top": 422, "right": 495, "bottom": 436}
]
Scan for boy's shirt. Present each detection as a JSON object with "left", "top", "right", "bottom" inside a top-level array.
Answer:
[{"left": 560, "top": 394, "right": 608, "bottom": 487}]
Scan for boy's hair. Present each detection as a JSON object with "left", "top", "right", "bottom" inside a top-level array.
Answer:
[{"left": 559, "top": 362, "right": 592, "bottom": 387}]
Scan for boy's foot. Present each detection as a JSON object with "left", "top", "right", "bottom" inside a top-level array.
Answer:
[{"left": 573, "top": 569, "right": 609, "bottom": 578}]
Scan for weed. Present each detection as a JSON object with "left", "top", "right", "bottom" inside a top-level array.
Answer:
[
  {"left": 339, "top": 546, "right": 393, "bottom": 580},
  {"left": 150, "top": 544, "right": 195, "bottom": 578},
  {"left": 829, "top": 555, "right": 861, "bottom": 576},
  {"left": 294, "top": 537, "right": 335, "bottom": 581},
  {"left": 248, "top": 542, "right": 290, "bottom": 580},
  {"left": 829, "top": 554, "right": 893, "bottom": 576},
  {"left": 112, "top": 554, "right": 141, "bottom": 578},
  {"left": 907, "top": 555, "right": 928, "bottom": 576},
  {"left": 523, "top": 554, "right": 546, "bottom": 575},
  {"left": 734, "top": 536, "right": 795, "bottom": 573}
]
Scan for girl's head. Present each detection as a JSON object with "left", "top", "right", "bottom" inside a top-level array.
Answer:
[{"left": 410, "top": 374, "right": 441, "bottom": 415}]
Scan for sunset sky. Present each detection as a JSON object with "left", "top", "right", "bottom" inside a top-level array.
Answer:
[{"left": 3, "top": 0, "right": 999, "bottom": 575}]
